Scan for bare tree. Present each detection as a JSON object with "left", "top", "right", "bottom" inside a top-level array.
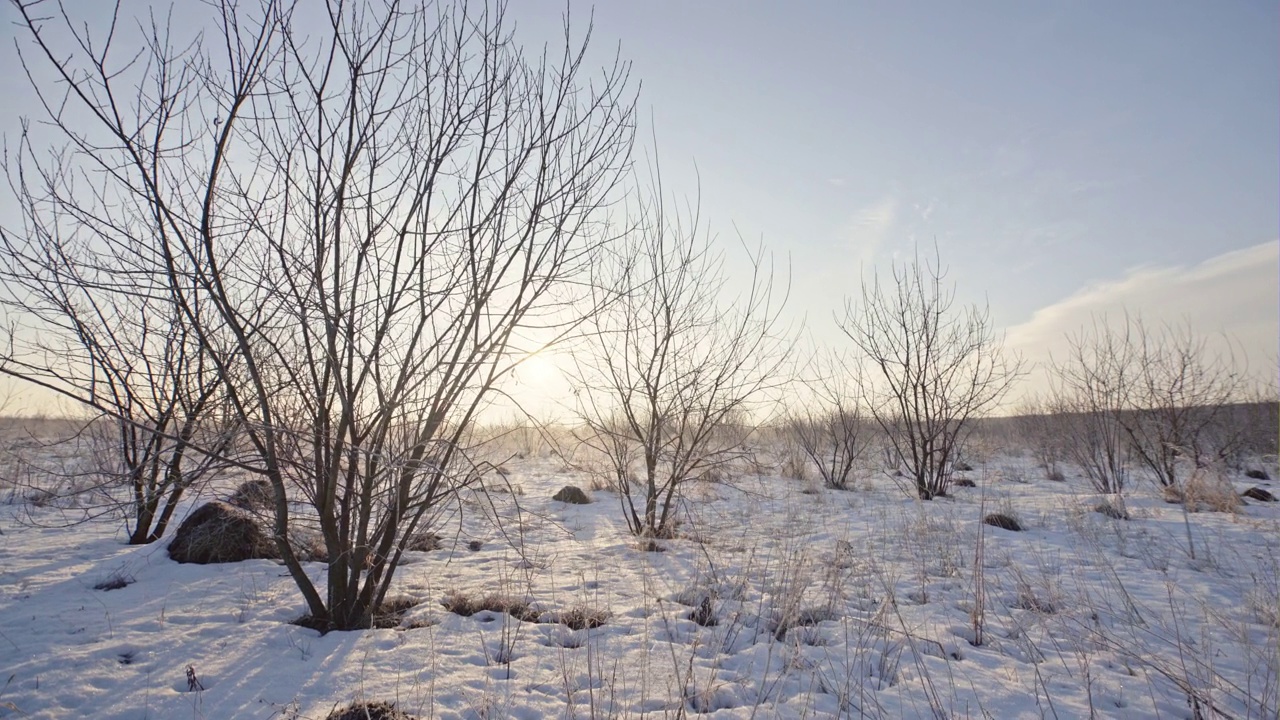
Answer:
[
  {"left": 1124, "top": 319, "right": 1245, "bottom": 487},
  {"left": 1013, "top": 396, "right": 1067, "bottom": 482},
  {"left": 571, "top": 166, "right": 789, "bottom": 538},
  {"left": 1209, "top": 371, "right": 1279, "bottom": 470},
  {"left": 7, "top": 0, "right": 635, "bottom": 630},
  {"left": 787, "top": 350, "right": 869, "bottom": 491},
  {"left": 0, "top": 135, "right": 236, "bottom": 543},
  {"left": 839, "top": 249, "right": 1022, "bottom": 499},
  {"left": 1047, "top": 319, "right": 1134, "bottom": 494},
  {"left": 1049, "top": 316, "right": 1247, "bottom": 494}
]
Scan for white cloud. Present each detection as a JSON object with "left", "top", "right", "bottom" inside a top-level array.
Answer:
[
  {"left": 845, "top": 196, "right": 897, "bottom": 266},
  {"left": 1006, "top": 241, "right": 1279, "bottom": 396}
]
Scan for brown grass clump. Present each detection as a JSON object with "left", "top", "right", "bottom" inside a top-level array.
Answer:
[
  {"left": 326, "top": 700, "right": 415, "bottom": 720},
  {"left": 1093, "top": 498, "right": 1130, "bottom": 520},
  {"left": 226, "top": 479, "right": 273, "bottom": 513},
  {"left": 1168, "top": 470, "right": 1243, "bottom": 513},
  {"left": 688, "top": 596, "right": 717, "bottom": 627},
  {"left": 293, "top": 598, "right": 426, "bottom": 634},
  {"left": 770, "top": 607, "right": 838, "bottom": 641},
  {"left": 168, "top": 502, "right": 278, "bottom": 564},
  {"left": 371, "top": 597, "right": 422, "bottom": 629},
  {"left": 441, "top": 591, "right": 542, "bottom": 623},
  {"left": 551, "top": 485, "right": 591, "bottom": 504},
  {"left": 982, "top": 513, "right": 1023, "bottom": 532},
  {"left": 93, "top": 569, "right": 135, "bottom": 591},
  {"left": 552, "top": 605, "right": 610, "bottom": 631},
  {"left": 405, "top": 532, "right": 442, "bottom": 552},
  {"left": 439, "top": 592, "right": 607, "bottom": 629},
  {"left": 289, "top": 530, "right": 329, "bottom": 562}
]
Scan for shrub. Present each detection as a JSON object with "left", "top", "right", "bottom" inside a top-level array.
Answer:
[{"left": 167, "top": 502, "right": 277, "bottom": 564}]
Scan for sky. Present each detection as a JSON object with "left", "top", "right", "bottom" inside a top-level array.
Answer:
[
  {"left": 503, "top": 0, "right": 1280, "bottom": 409},
  {"left": 0, "top": 1, "right": 1276, "bottom": 417}
]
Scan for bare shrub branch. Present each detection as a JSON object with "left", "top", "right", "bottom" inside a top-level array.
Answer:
[
  {"left": 839, "top": 247, "right": 1023, "bottom": 499},
  {"left": 571, "top": 160, "right": 790, "bottom": 537},
  {"left": 5, "top": 0, "right": 636, "bottom": 630}
]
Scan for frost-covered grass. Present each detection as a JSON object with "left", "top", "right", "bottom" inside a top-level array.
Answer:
[{"left": 0, "top": 427, "right": 1277, "bottom": 719}]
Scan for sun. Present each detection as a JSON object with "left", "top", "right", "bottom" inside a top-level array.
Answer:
[{"left": 515, "top": 352, "right": 563, "bottom": 386}]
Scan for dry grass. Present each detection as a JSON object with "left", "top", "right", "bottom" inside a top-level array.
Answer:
[
  {"left": 1165, "top": 469, "right": 1243, "bottom": 513},
  {"left": 441, "top": 591, "right": 542, "bottom": 623},
  {"left": 982, "top": 513, "right": 1023, "bottom": 531},
  {"left": 167, "top": 501, "right": 278, "bottom": 564},
  {"left": 440, "top": 591, "right": 609, "bottom": 630},
  {"left": 325, "top": 700, "right": 415, "bottom": 720}
]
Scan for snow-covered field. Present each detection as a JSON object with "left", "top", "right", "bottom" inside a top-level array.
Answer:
[{"left": 1, "top": 426, "right": 1277, "bottom": 719}]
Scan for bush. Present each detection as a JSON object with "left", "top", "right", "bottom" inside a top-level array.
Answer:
[
  {"left": 982, "top": 513, "right": 1023, "bottom": 531},
  {"left": 326, "top": 701, "right": 415, "bottom": 720},
  {"left": 167, "top": 502, "right": 277, "bottom": 564},
  {"left": 551, "top": 485, "right": 591, "bottom": 504}
]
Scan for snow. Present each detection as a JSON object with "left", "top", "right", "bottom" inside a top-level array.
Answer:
[{"left": 1, "top": 434, "right": 1277, "bottom": 719}]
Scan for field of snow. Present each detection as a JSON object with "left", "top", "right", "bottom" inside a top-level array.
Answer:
[{"left": 0, "top": 424, "right": 1277, "bottom": 719}]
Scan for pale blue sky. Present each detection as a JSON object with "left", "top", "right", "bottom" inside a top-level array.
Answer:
[
  {"left": 506, "top": 1, "right": 1279, "bottom": 390},
  {"left": 1, "top": 1, "right": 1276, "bottom": 413}
]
